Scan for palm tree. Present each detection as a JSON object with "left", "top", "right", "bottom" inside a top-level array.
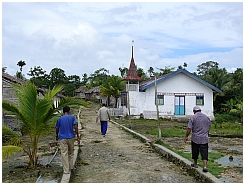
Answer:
[
  {"left": 2, "top": 82, "right": 88, "bottom": 169},
  {"left": 100, "top": 75, "right": 126, "bottom": 108},
  {"left": 17, "top": 60, "right": 26, "bottom": 72}
]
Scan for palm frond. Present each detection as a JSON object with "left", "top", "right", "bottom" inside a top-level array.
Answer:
[
  {"left": 2, "top": 145, "right": 23, "bottom": 160},
  {"left": 2, "top": 126, "right": 21, "bottom": 146},
  {"left": 44, "top": 85, "right": 64, "bottom": 100}
]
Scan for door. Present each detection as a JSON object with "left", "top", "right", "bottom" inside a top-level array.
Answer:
[{"left": 175, "top": 96, "right": 185, "bottom": 115}]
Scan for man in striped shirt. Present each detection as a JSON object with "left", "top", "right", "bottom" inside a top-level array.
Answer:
[{"left": 184, "top": 106, "right": 211, "bottom": 173}]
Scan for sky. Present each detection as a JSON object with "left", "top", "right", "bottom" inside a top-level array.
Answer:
[{"left": 2, "top": 2, "right": 243, "bottom": 79}]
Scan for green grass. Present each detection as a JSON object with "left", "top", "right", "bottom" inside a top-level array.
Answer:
[
  {"left": 118, "top": 117, "right": 243, "bottom": 136},
  {"left": 116, "top": 117, "right": 241, "bottom": 179},
  {"left": 145, "top": 127, "right": 186, "bottom": 137},
  {"left": 210, "top": 122, "right": 243, "bottom": 135},
  {"left": 155, "top": 139, "right": 226, "bottom": 178}
]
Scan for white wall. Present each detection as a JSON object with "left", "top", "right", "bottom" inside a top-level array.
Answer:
[{"left": 128, "top": 73, "right": 215, "bottom": 120}]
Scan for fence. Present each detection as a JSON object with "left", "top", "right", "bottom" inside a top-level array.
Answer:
[
  {"left": 108, "top": 107, "right": 124, "bottom": 116},
  {"left": 143, "top": 110, "right": 157, "bottom": 119}
]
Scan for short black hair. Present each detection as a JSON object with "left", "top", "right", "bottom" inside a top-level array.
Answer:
[
  {"left": 102, "top": 103, "right": 106, "bottom": 106},
  {"left": 63, "top": 106, "right": 70, "bottom": 113}
]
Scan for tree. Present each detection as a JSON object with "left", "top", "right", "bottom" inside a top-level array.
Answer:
[
  {"left": 2, "top": 82, "right": 88, "bottom": 169},
  {"left": 202, "top": 67, "right": 231, "bottom": 95},
  {"left": 3, "top": 67, "right": 7, "bottom": 73},
  {"left": 100, "top": 75, "right": 126, "bottom": 108},
  {"left": 63, "top": 75, "right": 82, "bottom": 97},
  {"left": 147, "top": 67, "right": 154, "bottom": 77},
  {"left": 15, "top": 71, "right": 25, "bottom": 80},
  {"left": 64, "top": 83, "right": 77, "bottom": 97},
  {"left": 178, "top": 63, "right": 187, "bottom": 70},
  {"left": 28, "top": 66, "right": 49, "bottom": 88},
  {"left": 49, "top": 68, "right": 67, "bottom": 89},
  {"left": 226, "top": 68, "right": 243, "bottom": 100},
  {"left": 230, "top": 100, "right": 243, "bottom": 123},
  {"left": 183, "top": 62, "right": 188, "bottom": 69},
  {"left": 119, "top": 67, "right": 128, "bottom": 78},
  {"left": 156, "top": 66, "right": 175, "bottom": 76},
  {"left": 137, "top": 67, "right": 148, "bottom": 80},
  {"left": 196, "top": 61, "right": 219, "bottom": 77},
  {"left": 88, "top": 68, "right": 109, "bottom": 88},
  {"left": 17, "top": 60, "right": 26, "bottom": 72},
  {"left": 81, "top": 73, "right": 89, "bottom": 86}
]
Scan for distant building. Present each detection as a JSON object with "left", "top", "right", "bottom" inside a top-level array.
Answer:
[
  {"left": 2, "top": 73, "right": 65, "bottom": 131},
  {"left": 119, "top": 44, "right": 221, "bottom": 121}
]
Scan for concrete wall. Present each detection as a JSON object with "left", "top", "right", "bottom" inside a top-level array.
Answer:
[{"left": 128, "top": 73, "right": 215, "bottom": 120}]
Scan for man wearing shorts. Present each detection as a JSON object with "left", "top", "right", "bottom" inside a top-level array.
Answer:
[{"left": 184, "top": 106, "right": 211, "bottom": 172}]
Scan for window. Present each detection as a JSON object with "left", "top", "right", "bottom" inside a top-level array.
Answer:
[
  {"left": 156, "top": 95, "right": 164, "bottom": 105},
  {"left": 196, "top": 96, "right": 204, "bottom": 105}
]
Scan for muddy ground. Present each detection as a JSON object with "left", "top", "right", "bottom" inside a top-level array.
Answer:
[{"left": 2, "top": 103, "right": 243, "bottom": 183}]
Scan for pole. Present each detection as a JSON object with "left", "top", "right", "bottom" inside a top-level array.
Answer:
[
  {"left": 127, "top": 81, "right": 131, "bottom": 129},
  {"left": 154, "top": 75, "right": 161, "bottom": 139}
]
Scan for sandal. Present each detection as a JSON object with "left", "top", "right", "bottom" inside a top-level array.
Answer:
[
  {"left": 203, "top": 168, "right": 208, "bottom": 172},
  {"left": 191, "top": 164, "right": 198, "bottom": 168}
]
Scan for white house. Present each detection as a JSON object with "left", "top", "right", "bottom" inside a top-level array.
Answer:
[{"left": 120, "top": 44, "right": 222, "bottom": 121}]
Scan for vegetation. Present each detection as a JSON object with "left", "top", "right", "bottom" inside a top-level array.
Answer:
[
  {"left": 100, "top": 75, "right": 126, "bottom": 107},
  {"left": 116, "top": 117, "right": 238, "bottom": 178},
  {"left": 2, "top": 82, "right": 88, "bottom": 169},
  {"left": 5, "top": 59, "right": 240, "bottom": 124},
  {"left": 155, "top": 139, "right": 225, "bottom": 178}
]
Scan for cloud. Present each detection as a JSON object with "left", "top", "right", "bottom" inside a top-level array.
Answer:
[{"left": 2, "top": 2, "right": 243, "bottom": 79}]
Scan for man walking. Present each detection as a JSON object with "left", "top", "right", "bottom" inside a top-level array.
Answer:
[
  {"left": 96, "top": 103, "right": 111, "bottom": 137},
  {"left": 56, "top": 106, "right": 80, "bottom": 174},
  {"left": 184, "top": 106, "right": 211, "bottom": 172}
]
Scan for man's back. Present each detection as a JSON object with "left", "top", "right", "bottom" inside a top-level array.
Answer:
[
  {"left": 188, "top": 112, "right": 211, "bottom": 144},
  {"left": 98, "top": 106, "right": 109, "bottom": 121},
  {"left": 56, "top": 114, "right": 76, "bottom": 139}
]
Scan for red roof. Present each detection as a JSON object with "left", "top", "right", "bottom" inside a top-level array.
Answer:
[{"left": 123, "top": 46, "right": 142, "bottom": 81}]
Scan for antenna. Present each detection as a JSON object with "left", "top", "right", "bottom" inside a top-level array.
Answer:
[{"left": 132, "top": 40, "right": 134, "bottom": 58}]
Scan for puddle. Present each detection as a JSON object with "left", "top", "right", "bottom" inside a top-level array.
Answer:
[
  {"left": 215, "top": 155, "right": 243, "bottom": 167},
  {"left": 36, "top": 176, "right": 57, "bottom": 183},
  {"left": 36, "top": 154, "right": 62, "bottom": 183},
  {"left": 219, "top": 177, "right": 237, "bottom": 183}
]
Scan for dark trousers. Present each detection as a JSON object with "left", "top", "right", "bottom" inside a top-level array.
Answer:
[
  {"left": 191, "top": 141, "right": 208, "bottom": 161},
  {"left": 100, "top": 121, "right": 108, "bottom": 135}
]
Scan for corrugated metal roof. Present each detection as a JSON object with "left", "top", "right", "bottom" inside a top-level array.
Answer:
[
  {"left": 2, "top": 72, "right": 25, "bottom": 84},
  {"left": 2, "top": 72, "right": 66, "bottom": 98},
  {"left": 139, "top": 69, "right": 222, "bottom": 93},
  {"left": 75, "top": 86, "right": 87, "bottom": 93}
]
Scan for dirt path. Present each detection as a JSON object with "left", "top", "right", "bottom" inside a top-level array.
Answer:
[
  {"left": 2, "top": 104, "right": 242, "bottom": 183},
  {"left": 72, "top": 106, "right": 199, "bottom": 183}
]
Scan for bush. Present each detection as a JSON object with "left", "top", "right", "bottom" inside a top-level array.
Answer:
[
  {"left": 214, "top": 114, "right": 239, "bottom": 123},
  {"left": 91, "top": 98, "right": 100, "bottom": 103},
  {"left": 214, "top": 114, "right": 240, "bottom": 128}
]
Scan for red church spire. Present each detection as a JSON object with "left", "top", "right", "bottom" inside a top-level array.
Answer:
[{"left": 123, "top": 40, "right": 143, "bottom": 81}]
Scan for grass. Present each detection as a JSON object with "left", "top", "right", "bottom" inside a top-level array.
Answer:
[
  {"left": 155, "top": 139, "right": 226, "bottom": 178},
  {"left": 117, "top": 117, "right": 243, "bottom": 136},
  {"left": 116, "top": 117, "right": 242, "bottom": 179},
  {"left": 210, "top": 122, "right": 243, "bottom": 135}
]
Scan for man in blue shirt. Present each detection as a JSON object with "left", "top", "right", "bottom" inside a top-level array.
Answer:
[
  {"left": 56, "top": 106, "right": 80, "bottom": 174},
  {"left": 184, "top": 106, "right": 211, "bottom": 173}
]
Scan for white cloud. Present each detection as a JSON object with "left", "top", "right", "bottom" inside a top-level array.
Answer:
[{"left": 2, "top": 2, "right": 243, "bottom": 79}]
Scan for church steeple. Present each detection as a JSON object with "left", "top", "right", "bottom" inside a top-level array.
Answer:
[{"left": 123, "top": 40, "right": 142, "bottom": 81}]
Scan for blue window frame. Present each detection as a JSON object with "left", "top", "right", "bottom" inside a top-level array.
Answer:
[
  {"left": 156, "top": 95, "right": 164, "bottom": 105},
  {"left": 196, "top": 96, "right": 204, "bottom": 105}
]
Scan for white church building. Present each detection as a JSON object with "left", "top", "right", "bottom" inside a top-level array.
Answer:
[{"left": 118, "top": 45, "right": 222, "bottom": 121}]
